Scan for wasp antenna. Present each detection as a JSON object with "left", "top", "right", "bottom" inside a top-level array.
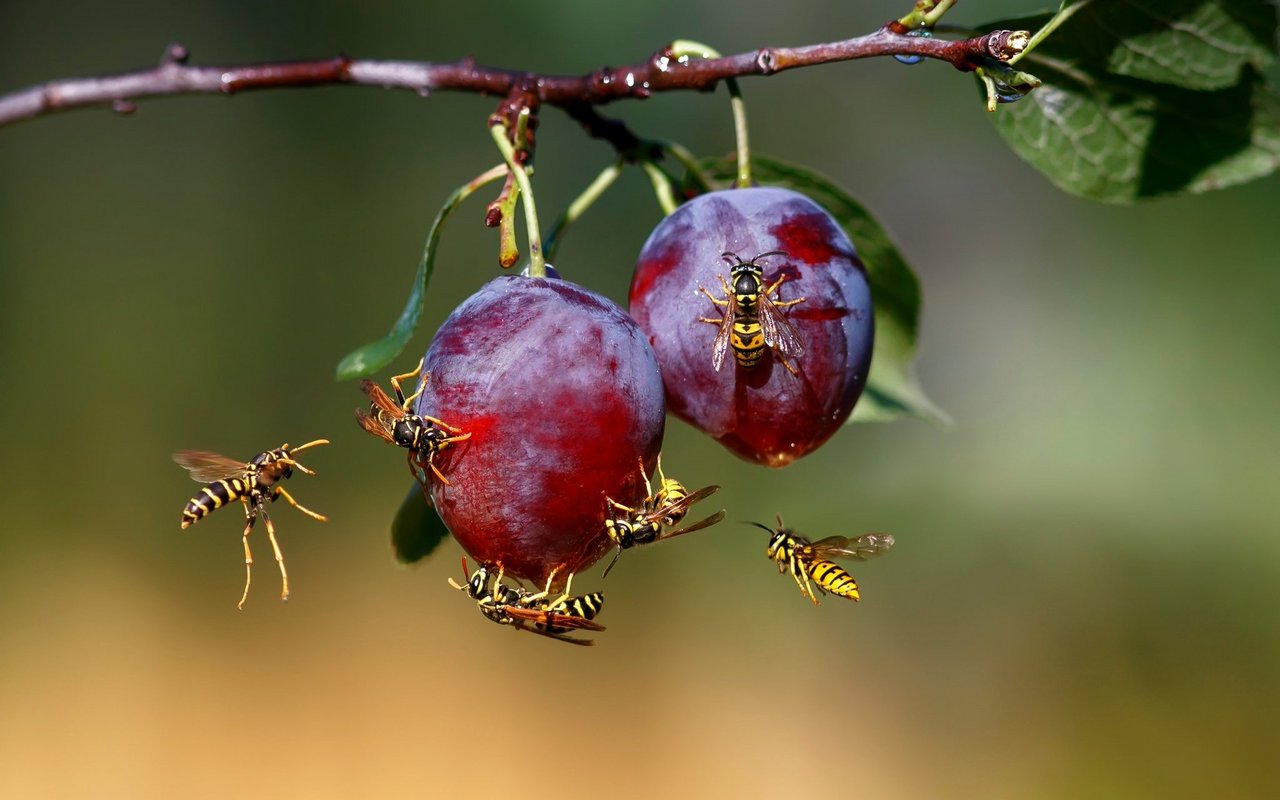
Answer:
[
  {"left": 291, "top": 439, "right": 330, "bottom": 453},
  {"left": 755, "top": 249, "right": 788, "bottom": 262},
  {"left": 601, "top": 547, "right": 622, "bottom": 579},
  {"left": 721, "top": 251, "right": 741, "bottom": 264},
  {"left": 743, "top": 520, "right": 776, "bottom": 534}
]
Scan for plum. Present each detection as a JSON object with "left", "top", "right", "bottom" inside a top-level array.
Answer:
[
  {"left": 629, "top": 187, "right": 873, "bottom": 467},
  {"left": 416, "top": 275, "right": 666, "bottom": 586}
]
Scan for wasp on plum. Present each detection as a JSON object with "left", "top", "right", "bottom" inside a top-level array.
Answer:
[
  {"left": 449, "top": 558, "right": 605, "bottom": 646},
  {"left": 602, "top": 455, "right": 725, "bottom": 578},
  {"left": 173, "top": 438, "right": 329, "bottom": 609},
  {"left": 355, "top": 357, "right": 472, "bottom": 488},
  {"left": 750, "top": 514, "right": 894, "bottom": 605},
  {"left": 699, "top": 250, "right": 806, "bottom": 375}
]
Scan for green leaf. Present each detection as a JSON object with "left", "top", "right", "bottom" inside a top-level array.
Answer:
[
  {"left": 390, "top": 481, "right": 450, "bottom": 565},
  {"left": 700, "top": 156, "right": 947, "bottom": 425},
  {"left": 335, "top": 165, "right": 507, "bottom": 381},
  {"left": 981, "top": 1, "right": 1280, "bottom": 202}
]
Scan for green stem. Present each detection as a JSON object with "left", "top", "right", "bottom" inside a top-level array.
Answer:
[
  {"left": 670, "top": 39, "right": 752, "bottom": 188},
  {"left": 545, "top": 160, "right": 623, "bottom": 261},
  {"left": 1011, "top": 0, "right": 1092, "bottom": 66},
  {"left": 896, "top": 0, "right": 957, "bottom": 29},
  {"left": 640, "top": 159, "right": 678, "bottom": 215},
  {"left": 490, "top": 116, "right": 545, "bottom": 277},
  {"left": 657, "top": 139, "right": 712, "bottom": 193},
  {"left": 727, "top": 80, "right": 751, "bottom": 188}
]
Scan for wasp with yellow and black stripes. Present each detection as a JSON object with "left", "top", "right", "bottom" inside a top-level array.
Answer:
[
  {"left": 355, "top": 357, "right": 471, "bottom": 488},
  {"left": 602, "top": 456, "right": 725, "bottom": 578},
  {"left": 449, "top": 559, "right": 605, "bottom": 646},
  {"left": 750, "top": 515, "right": 894, "bottom": 605},
  {"left": 699, "top": 250, "right": 806, "bottom": 375},
  {"left": 173, "top": 439, "right": 328, "bottom": 609}
]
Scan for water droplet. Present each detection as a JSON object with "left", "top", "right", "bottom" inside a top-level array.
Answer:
[
  {"left": 520, "top": 263, "right": 561, "bottom": 279},
  {"left": 992, "top": 79, "right": 1026, "bottom": 104},
  {"left": 893, "top": 28, "right": 931, "bottom": 65}
]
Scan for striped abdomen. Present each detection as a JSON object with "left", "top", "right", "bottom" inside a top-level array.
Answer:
[
  {"left": 653, "top": 482, "right": 688, "bottom": 526},
  {"left": 542, "top": 592, "right": 605, "bottom": 633},
  {"left": 731, "top": 315, "right": 766, "bottom": 369},
  {"left": 181, "top": 477, "right": 249, "bottom": 528},
  {"left": 807, "top": 559, "right": 861, "bottom": 601}
]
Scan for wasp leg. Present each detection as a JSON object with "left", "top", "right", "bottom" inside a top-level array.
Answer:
[
  {"left": 259, "top": 507, "right": 289, "bottom": 603},
  {"left": 543, "top": 571, "right": 575, "bottom": 612},
  {"left": 764, "top": 275, "right": 807, "bottom": 308},
  {"left": 274, "top": 486, "right": 327, "bottom": 522},
  {"left": 275, "top": 457, "right": 317, "bottom": 476},
  {"left": 389, "top": 357, "right": 426, "bottom": 407},
  {"left": 797, "top": 563, "right": 821, "bottom": 606},
  {"left": 421, "top": 416, "right": 470, "bottom": 436},
  {"left": 606, "top": 495, "right": 640, "bottom": 514},
  {"left": 238, "top": 500, "right": 257, "bottom": 611},
  {"left": 778, "top": 357, "right": 800, "bottom": 377},
  {"left": 422, "top": 434, "right": 470, "bottom": 486}
]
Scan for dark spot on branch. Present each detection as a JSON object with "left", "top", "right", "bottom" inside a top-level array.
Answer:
[
  {"left": 756, "top": 49, "right": 777, "bottom": 74},
  {"left": 162, "top": 43, "right": 189, "bottom": 65}
]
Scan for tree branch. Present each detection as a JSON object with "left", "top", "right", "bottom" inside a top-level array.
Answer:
[{"left": 0, "top": 27, "right": 1027, "bottom": 130}]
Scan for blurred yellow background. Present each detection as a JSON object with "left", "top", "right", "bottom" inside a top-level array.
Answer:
[{"left": 2, "top": 1, "right": 1278, "bottom": 798}]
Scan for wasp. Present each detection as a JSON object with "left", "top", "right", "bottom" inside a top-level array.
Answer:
[
  {"left": 173, "top": 439, "right": 328, "bottom": 609},
  {"left": 750, "top": 515, "right": 894, "bottom": 605},
  {"left": 355, "top": 357, "right": 471, "bottom": 487},
  {"left": 449, "top": 559, "right": 605, "bottom": 646},
  {"left": 698, "top": 250, "right": 806, "bottom": 375},
  {"left": 602, "top": 456, "right": 725, "bottom": 578}
]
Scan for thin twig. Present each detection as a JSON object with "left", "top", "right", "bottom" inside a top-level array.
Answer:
[{"left": 0, "top": 28, "right": 1026, "bottom": 129}]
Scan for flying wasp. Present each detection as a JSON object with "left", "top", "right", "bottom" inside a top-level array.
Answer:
[
  {"left": 449, "top": 559, "right": 605, "bottom": 646},
  {"left": 602, "top": 456, "right": 725, "bottom": 578},
  {"left": 698, "top": 250, "right": 806, "bottom": 375},
  {"left": 355, "top": 357, "right": 471, "bottom": 487},
  {"left": 173, "top": 439, "right": 329, "bottom": 609},
  {"left": 749, "top": 515, "right": 894, "bottom": 605}
]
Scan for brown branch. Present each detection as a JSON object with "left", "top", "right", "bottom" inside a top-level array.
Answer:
[{"left": 0, "top": 28, "right": 1026, "bottom": 130}]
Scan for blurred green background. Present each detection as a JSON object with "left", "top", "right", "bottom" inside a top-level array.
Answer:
[{"left": 2, "top": 1, "right": 1278, "bottom": 797}]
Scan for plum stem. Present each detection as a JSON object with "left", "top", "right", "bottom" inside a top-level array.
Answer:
[
  {"left": 897, "top": 0, "right": 959, "bottom": 30},
  {"left": 0, "top": 28, "right": 1035, "bottom": 130},
  {"left": 671, "top": 40, "right": 753, "bottom": 189},
  {"left": 656, "top": 140, "right": 713, "bottom": 193},
  {"left": 490, "top": 116, "right": 545, "bottom": 278},
  {"left": 640, "top": 160, "right": 679, "bottom": 216},
  {"left": 546, "top": 160, "right": 623, "bottom": 261}
]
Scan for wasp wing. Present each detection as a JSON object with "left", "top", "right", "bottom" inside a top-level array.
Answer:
[
  {"left": 805, "top": 533, "right": 895, "bottom": 561},
  {"left": 360, "top": 378, "right": 407, "bottom": 418},
  {"left": 502, "top": 605, "right": 607, "bottom": 632},
  {"left": 354, "top": 407, "right": 396, "bottom": 444},
  {"left": 757, "top": 294, "right": 806, "bottom": 359},
  {"left": 172, "top": 450, "right": 250, "bottom": 483},
  {"left": 702, "top": 284, "right": 739, "bottom": 373},
  {"left": 510, "top": 623, "right": 596, "bottom": 646},
  {"left": 647, "top": 484, "right": 721, "bottom": 526},
  {"left": 654, "top": 509, "right": 726, "bottom": 543}
]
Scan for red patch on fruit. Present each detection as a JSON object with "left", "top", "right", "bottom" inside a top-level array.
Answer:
[{"left": 769, "top": 212, "right": 844, "bottom": 264}]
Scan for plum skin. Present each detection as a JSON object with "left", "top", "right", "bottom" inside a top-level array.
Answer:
[
  {"left": 416, "top": 276, "right": 666, "bottom": 586},
  {"left": 629, "top": 187, "right": 874, "bottom": 467}
]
